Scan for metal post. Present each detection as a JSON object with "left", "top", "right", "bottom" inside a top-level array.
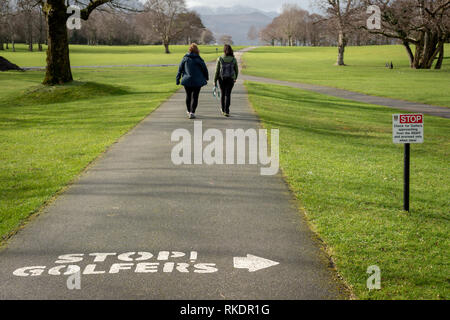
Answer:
[{"left": 404, "top": 143, "right": 410, "bottom": 211}]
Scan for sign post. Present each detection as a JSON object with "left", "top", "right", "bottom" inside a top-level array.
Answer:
[
  {"left": 404, "top": 143, "right": 410, "bottom": 211},
  {"left": 393, "top": 114, "right": 424, "bottom": 212}
]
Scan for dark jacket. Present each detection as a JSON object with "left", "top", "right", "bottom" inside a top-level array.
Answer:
[
  {"left": 176, "top": 53, "right": 209, "bottom": 88},
  {"left": 214, "top": 55, "right": 239, "bottom": 83}
]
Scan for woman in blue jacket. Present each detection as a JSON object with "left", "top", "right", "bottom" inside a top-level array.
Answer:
[{"left": 176, "top": 43, "right": 209, "bottom": 119}]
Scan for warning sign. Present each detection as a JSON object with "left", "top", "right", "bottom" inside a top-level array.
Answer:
[{"left": 393, "top": 114, "right": 424, "bottom": 144}]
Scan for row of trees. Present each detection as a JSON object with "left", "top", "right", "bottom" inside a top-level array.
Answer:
[
  {"left": 0, "top": 0, "right": 217, "bottom": 84},
  {"left": 0, "top": 0, "right": 47, "bottom": 52},
  {"left": 68, "top": 8, "right": 215, "bottom": 48},
  {"left": 256, "top": 4, "right": 391, "bottom": 47},
  {"left": 258, "top": 1, "right": 450, "bottom": 69},
  {"left": 0, "top": 0, "right": 216, "bottom": 52}
]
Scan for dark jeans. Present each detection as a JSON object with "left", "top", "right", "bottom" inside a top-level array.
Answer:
[
  {"left": 184, "top": 86, "right": 201, "bottom": 114},
  {"left": 219, "top": 78, "right": 235, "bottom": 114}
]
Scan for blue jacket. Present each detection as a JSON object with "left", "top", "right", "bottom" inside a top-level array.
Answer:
[{"left": 176, "top": 53, "right": 209, "bottom": 88}]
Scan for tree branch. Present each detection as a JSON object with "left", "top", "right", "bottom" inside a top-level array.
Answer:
[{"left": 80, "top": 0, "right": 110, "bottom": 20}]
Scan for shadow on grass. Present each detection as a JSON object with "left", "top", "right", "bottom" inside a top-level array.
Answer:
[
  {"left": 0, "top": 81, "right": 132, "bottom": 107},
  {"left": 248, "top": 81, "right": 390, "bottom": 113}
]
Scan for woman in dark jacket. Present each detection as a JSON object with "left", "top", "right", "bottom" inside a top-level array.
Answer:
[
  {"left": 176, "top": 43, "right": 209, "bottom": 119},
  {"left": 214, "top": 44, "right": 239, "bottom": 117}
]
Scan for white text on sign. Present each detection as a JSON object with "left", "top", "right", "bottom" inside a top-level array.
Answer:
[{"left": 393, "top": 114, "right": 424, "bottom": 144}]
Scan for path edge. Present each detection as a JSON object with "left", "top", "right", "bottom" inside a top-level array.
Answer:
[{"left": 242, "top": 80, "right": 356, "bottom": 300}]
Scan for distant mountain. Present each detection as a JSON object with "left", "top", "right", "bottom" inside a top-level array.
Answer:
[
  {"left": 191, "top": 5, "right": 278, "bottom": 18},
  {"left": 190, "top": 5, "right": 278, "bottom": 45}
]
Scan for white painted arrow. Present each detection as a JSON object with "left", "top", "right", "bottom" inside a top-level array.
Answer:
[{"left": 233, "top": 254, "right": 279, "bottom": 272}]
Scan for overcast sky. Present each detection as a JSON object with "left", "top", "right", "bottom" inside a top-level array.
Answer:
[{"left": 185, "top": 0, "right": 314, "bottom": 13}]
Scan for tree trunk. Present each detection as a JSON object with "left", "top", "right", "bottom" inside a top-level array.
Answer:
[
  {"left": 27, "top": 19, "right": 33, "bottom": 52},
  {"left": 423, "top": 33, "right": 440, "bottom": 69},
  {"left": 336, "top": 30, "right": 346, "bottom": 66},
  {"left": 39, "top": 8, "right": 44, "bottom": 52},
  {"left": 12, "top": 40, "right": 15, "bottom": 52},
  {"left": 435, "top": 43, "right": 444, "bottom": 70},
  {"left": 411, "top": 33, "right": 441, "bottom": 69},
  {"left": 426, "top": 39, "right": 442, "bottom": 69},
  {"left": 403, "top": 41, "right": 414, "bottom": 68},
  {"left": 43, "top": 1, "right": 73, "bottom": 85},
  {"left": 164, "top": 41, "right": 170, "bottom": 54},
  {"left": 412, "top": 37, "right": 423, "bottom": 69},
  {"left": 0, "top": 42, "right": 4, "bottom": 50}
]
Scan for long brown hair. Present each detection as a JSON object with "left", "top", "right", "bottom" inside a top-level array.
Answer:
[
  {"left": 189, "top": 43, "right": 200, "bottom": 55},
  {"left": 224, "top": 44, "right": 234, "bottom": 57}
]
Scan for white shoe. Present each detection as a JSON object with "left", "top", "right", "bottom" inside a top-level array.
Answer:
[{"left": 189, "top": 113, "right": 196, "bottom": 119}]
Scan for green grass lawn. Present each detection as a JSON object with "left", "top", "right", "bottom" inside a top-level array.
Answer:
[
  {"left": 0, "top": 66, "right": 179, "bottom": 241},
  {"left": 243, "top": 45, "right": 450, "bottom": 107},
  {"left": 245, "top": 81, "right": 449, "bottom": 300},
  {"left": 1, "top": 44, "right": 245, "bottom": 67}
]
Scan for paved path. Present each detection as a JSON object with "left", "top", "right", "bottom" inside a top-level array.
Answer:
[
  {"left": 241, "top": 74, "right": 450, "bottom": 119},
  {"left": 0, "top": 56, "right": 346, "bottom": 299}
]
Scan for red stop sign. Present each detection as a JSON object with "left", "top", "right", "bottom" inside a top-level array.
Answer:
[{"left": 400, "top": 114, "right": 423, "bottom": 124}]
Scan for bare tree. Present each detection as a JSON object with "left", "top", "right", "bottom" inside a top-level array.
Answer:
[
  {"left": 135, "top": 10, "right": 160, "bottom": 44},
  {"left": 144, "top": 0, "right": 186, "bottom": 53},
  {"left": 84, "top": 9, "right": 140, "bottom": 45},
  {"left": 260, "top": 19, "right": 282, "bottom": 46},
  {"left": 364, "top": 0, "right": 450, "bottom": 69},
  {"left": 17, "top": 0, "right": 38, "bottom": 52},
  {"left": 80, "top": 10, "right": 101, "bottom": 45},
  {"left": 0, "top": 0, "right": 10, "bottom": 50},
  {"left": 308, "top": 13, "right": 325, "bottom": 46},
  {"left": 5, "top": 1, "right": 20, "bottom": 52},
  {"left": 259, "top": 6, "right": 327, "bottom": 47},
  {"left": 315, "top": 0, "right": 362, "bottom": 65},
  {"left": 35, "top": 4, "right": 46, "bottom": 51},
  {"left": 219, "top": 34, "right": 233, "bottom": 45},
  {"left": 247, "top": 25, "right": 258, "bottom": 42},
  {"left": 176, "top": 11, "right": 204, "bottom": 44},
  {"left": 136, "top": 4, "right": 207, "bottom": 46},
  {"left": 276, "top": 4, "right": 309, "bottom": 46},
  {"left": 200, "top": 29, "right": 215, "bottom": 44}
]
